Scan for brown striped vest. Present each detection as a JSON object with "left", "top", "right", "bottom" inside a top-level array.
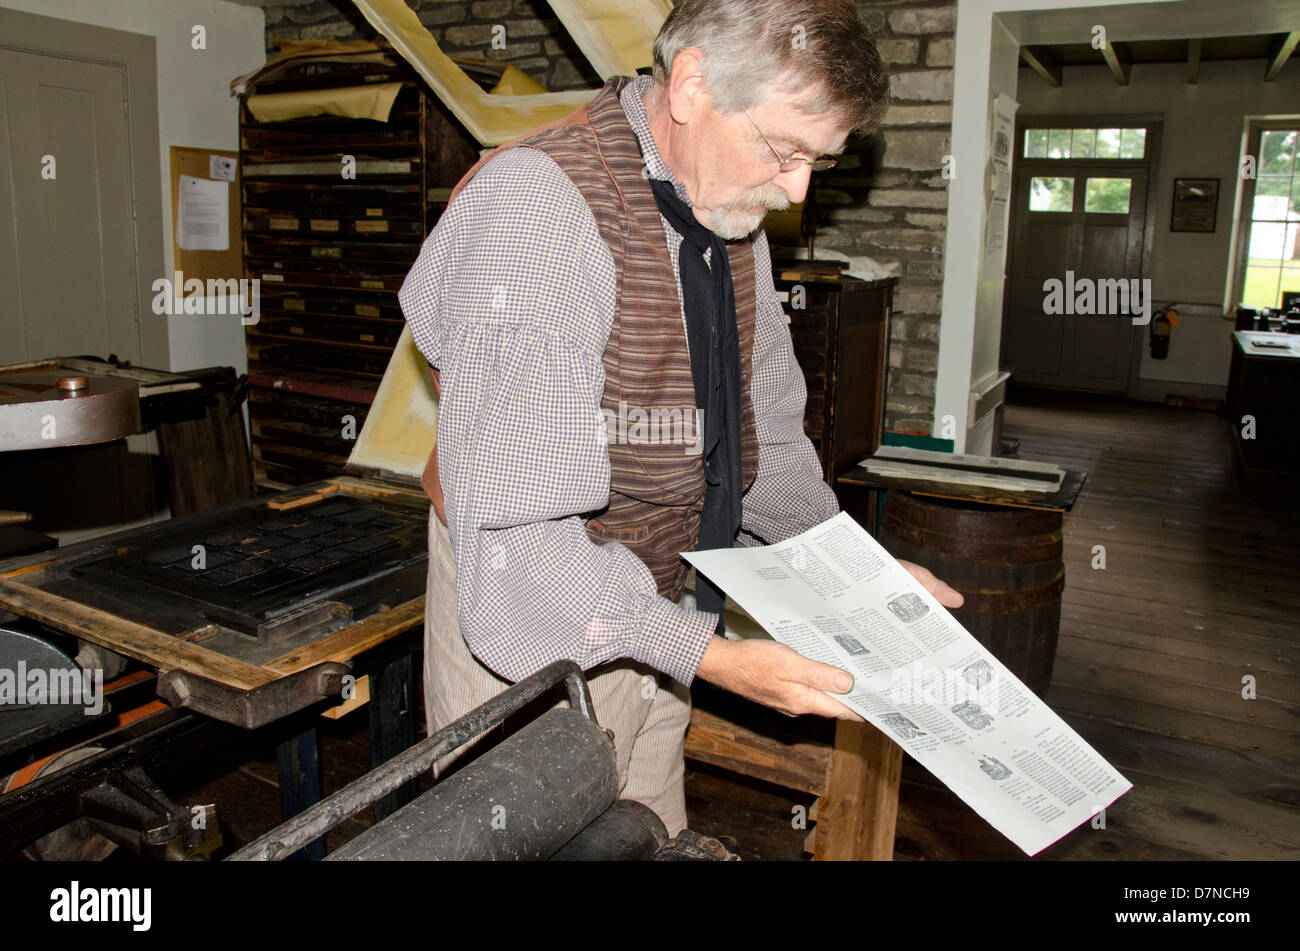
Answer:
[{"left": 424, "top": 76, "right": 760, "bottom": 602}]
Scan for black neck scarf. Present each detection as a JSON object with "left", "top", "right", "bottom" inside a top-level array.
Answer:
[{"left": 642, "top": 174, "right": 744, "bottom": 630}]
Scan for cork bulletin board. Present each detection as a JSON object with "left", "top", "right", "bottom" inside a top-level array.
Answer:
[{"left": 168, "top": 146, "right": 242, "bottom": 283}]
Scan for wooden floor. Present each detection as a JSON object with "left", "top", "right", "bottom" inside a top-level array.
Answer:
[
  {"left": 166, "top": 391, "right": 1300, "bottom": 861},
  {"left": 889, "top": 389, "right": 1300, "bottom": 861},
  {"left": 682, "top": 390, "right": 1300, "bottom": 861}
]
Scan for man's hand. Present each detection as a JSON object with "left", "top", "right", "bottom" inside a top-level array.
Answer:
[
  {"left": 695, "top": 635, "right": 865, "bottom": 721},
  {"left": 898, "top": 559, "right": 964, "bottom": 609}
]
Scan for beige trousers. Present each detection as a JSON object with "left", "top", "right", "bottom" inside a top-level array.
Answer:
[{"left": 422, "top": 511, "right": 692, "bottom": 836}]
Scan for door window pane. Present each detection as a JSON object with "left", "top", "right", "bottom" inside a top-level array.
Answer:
[
  {"left": 1096, "top": 128, "right": 1123, "bottom": 158},
  {"left": 1030, "top": 177, "right": 1074, "bottom": 212},
  {"left": 1070, "top": 129, "right": 1096, "bottom": 158},
  {"left": 1025, "top": 129, "right": 1049, "bottom": 158},
  {"left": 1119, "top": 128, "right": 1146, "bottom": 158},
  {"left": 1047, "top": 129, "right": 1072, "bottom": 158},
  {"left": 1085, "top": 178, "right": 1132, "bottom": 213}
]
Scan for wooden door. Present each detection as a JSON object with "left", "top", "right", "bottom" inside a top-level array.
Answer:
[{"left": 1003, "top": 165, "right": 1149, "bottom": 393}]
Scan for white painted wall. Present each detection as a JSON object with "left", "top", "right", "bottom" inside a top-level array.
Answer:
[
  {"left": 1017, "top": 58, "right": 1300, "bottom": 397},
  {"left": 940, "top": 0, "right": 1218, "bottom": 453},
  {"left": 0, "top": 0, "right": 264, "bottom": 374}
]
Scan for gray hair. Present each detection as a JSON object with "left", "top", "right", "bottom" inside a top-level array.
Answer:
[{"left": 652, "top": 0, "right": 889, "bottom": 135}]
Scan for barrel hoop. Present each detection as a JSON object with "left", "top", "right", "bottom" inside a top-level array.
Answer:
[
  {"left": 881, "top": 514, "right": 1062, "bottom": 563},
  {"left": 889, "top": 491, "right": 1063, "bottom": 538},
  {"left": 956, "top": 573, "right": 1065, "bottom": 613}
]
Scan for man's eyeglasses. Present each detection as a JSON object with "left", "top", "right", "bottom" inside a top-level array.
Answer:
[{"left": 742, "top": 108, "right": 838, "bottom": 173}]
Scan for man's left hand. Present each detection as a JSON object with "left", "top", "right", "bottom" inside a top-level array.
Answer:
[{"left": 898, "top": 560, "right": 964, "bottom": 609}]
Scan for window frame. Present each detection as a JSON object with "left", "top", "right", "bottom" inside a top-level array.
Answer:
[{"left": 1229, "top": 117, "right": 1300, "bottom": 311}]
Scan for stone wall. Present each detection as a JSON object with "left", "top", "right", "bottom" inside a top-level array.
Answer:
[
  {"left": 836, "top": 1, "right": 956, "bottom": 433},
  {"left": 236, "top": 0, "right": 956, "bottom": 432}
]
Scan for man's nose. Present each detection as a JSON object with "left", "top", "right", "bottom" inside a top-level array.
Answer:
[{"left": 773, "top": 165, "right": 813, "bottom": 204}]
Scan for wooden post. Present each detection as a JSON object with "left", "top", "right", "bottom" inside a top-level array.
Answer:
[{"left": 813, "top": 720, "right": 902, "bottom": 861}]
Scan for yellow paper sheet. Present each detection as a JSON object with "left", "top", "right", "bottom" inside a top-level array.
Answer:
[
  {"left": 348, "top": 326, "right": 438, "bottom": 479},
  {"left": 352, "top": 0, "right": 595, "bottom": 146},
  {"left": 490, "top": 65, "right": 548, "bottom": 96},
  {"left": 246, "top": 82, "right": 404, "bottom": 123},
  {"left": 546, "top": 0, "right": 670, "bottom": 79}
]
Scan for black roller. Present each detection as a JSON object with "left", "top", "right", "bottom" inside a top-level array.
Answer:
[
  {"left": 550, "top": 799, "right": 669, "bottom": 861},
  {"left": 328, "top": 707, "right": 618, "bottom": 861}
]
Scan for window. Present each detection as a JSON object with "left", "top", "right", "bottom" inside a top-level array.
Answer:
[
  {"left": 1024, "top": 126, "right": 1146, "bottom": 160},
  {"left": 1234, "top": 123, "right": 1300, "bottom": 310},
  {"left": 1085, "top": 178, "right": 1132, "bottom": 214},
  {"left": 1029, "top": 177, "right": 1074, "bottom": 212}
]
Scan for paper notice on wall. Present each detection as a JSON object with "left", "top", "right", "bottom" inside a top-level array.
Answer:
[
  {"left": 983, "top": 93, "right": 1018, "bottom": 279},
  {"left": 178, "top": 174, "right": 229, "bottom": 251},
  {"left": 683, "top": 512, "right": 1131, "bottom": 856}
]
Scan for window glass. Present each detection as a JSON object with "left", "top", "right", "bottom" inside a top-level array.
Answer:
[
  {"left": 1119, "top": 128, "right": 1146, "bottom": 159},
  {"left": 1025, "top": 129, "right": 1049, "bottom": 158},
  {"left": 1085, "top": 178, "right": 1131, "bottom": 213},
  {"left": 1253, "top": 176, "right": 1293, "bottom": 220},
  {"left": 1096, "top": 129, "right": 1123, "bottom": 158},
  {"left": 1070, "top": 129, "right": 1096, "bottom": 159},
  {"left": 1047, "top": 129, "right": 1072, "bottom": 159},
  {"left": 1239, "top": 126, "right": 1300, "bottom": 309},
  {"left": 1029, "top": 177, "right": 1074, "bottom": 212},
  {"left": 1261, "top": 129, "right": 1297, "bottom": 175}
]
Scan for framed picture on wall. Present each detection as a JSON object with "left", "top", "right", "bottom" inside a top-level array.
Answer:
[{"left": 1170, "top": 178, "right": 1219, "bottom": 233}]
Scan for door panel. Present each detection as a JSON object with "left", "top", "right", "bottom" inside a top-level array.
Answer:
[
  {"left": 1, "top": 48, "right": 138, "bottom": 365},
  {"left": 0, "top": 32, "right": 164, "bottom": 542},
  {"left": 1003, "top": 161, "right": 1149, "bottom": 393}
]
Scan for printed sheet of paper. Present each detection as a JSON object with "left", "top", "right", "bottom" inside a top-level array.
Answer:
[
  {"left": 684, "top": 512, "right": 1131, "bottom": 856},
  {"left": 177, "top": 174, "right": 229, "bottom": 251},
  {"left": 982, "top": 92, "right": 1018, "bottom": 279}
]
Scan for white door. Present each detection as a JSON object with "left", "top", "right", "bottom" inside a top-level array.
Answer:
[{"left": 0, "top": 12, "right": 168, "bottom": 541}]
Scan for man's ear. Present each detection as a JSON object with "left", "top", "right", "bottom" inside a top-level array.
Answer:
[{"left": 666, "top": 47, "right": 709, "bottom": 126}]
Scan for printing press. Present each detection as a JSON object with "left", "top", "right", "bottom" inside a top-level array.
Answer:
[{"left": 0, "top": 336, "right": 731, "bottom": 860}]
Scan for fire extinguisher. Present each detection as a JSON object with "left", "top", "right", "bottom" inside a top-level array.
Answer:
[{"left": 1150, "top": 307, "right": 1178, "bottom": 359}]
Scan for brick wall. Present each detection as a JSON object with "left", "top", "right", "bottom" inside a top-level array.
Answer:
[{"left": 240, "top": 0, "right": 956, "bottom": 432}]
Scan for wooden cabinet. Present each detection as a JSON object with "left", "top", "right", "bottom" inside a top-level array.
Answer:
[
  {"left": 1226, "top": 331, "right": 1300, "bottom": 493},
  {"left": 239, "top": 67, "right": 477, "bottom": 488},
  {"left": 776, "top": 273, "right": 896, "bottom": 486}
]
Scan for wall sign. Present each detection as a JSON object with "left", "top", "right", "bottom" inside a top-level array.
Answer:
[{"left": 1170, "top": 178, "right": 1219, "bottom": 233}]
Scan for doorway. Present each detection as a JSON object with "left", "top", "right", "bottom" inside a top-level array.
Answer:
[{"left": 1002, "top": 120, "right": 1159, "bottom": 394}]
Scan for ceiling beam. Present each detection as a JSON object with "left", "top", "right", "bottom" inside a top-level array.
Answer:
[
  {"left": 1020, "top": 45, "right": 1063, "bottom": 87},
  {"left": 1100, "top": 40, "right": 1131, "bottom": 85},
  {"left": 1264, "top": 31, "right": 1299, "bottom": 81},
  {"left": 1187, "top": 38, "right": 1203, "bottom": 84}
]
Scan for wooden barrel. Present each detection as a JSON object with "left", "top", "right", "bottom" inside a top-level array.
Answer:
[{"left": 878, "top": 491, "right": 1064, "bottom": 697}]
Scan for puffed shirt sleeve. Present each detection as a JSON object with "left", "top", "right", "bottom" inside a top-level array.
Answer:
[
  {"left": 738, "top": 230, "right": 841, "bottom": 546},
  {"left": 398, "top": 147, "right": 717, "bottom": 685}
]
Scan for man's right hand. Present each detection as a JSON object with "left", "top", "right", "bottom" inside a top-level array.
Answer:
[{"left": 695, "top": 635, "right": 865, "bottom": 721}]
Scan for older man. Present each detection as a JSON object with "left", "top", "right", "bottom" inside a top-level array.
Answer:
[{"left": 400, "top": 0, "right": 961, "bottom": 836}]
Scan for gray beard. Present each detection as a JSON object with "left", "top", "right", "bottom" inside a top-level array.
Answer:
[{"left": 706, "top": 208, "right": 767, "bottom": 240}]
